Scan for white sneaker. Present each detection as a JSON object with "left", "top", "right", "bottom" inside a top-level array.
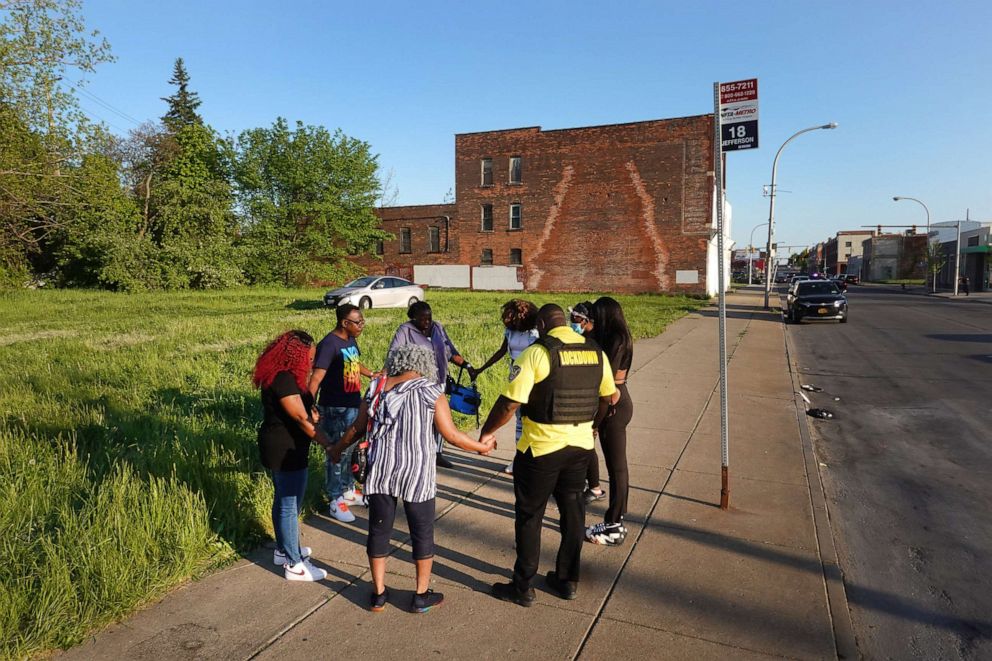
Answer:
[
  {"left": 329, "top": 497, "right": 356, "bottom": 523},
  {"left": 504, "top": 459, "right": 514, "bottom": 475},
  {"left": 273, "top": 546, "right": 311, "bottom": 566},
  {"left": 284, "top": 559, "right": 327, "bottom": 582},
  {"left": 342, "top": 489, "right": 367, "bottom": 506}
]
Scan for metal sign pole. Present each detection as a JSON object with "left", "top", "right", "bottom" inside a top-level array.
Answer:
[{"left": 713, "top": 82, "right": 730, "bottom": 510}]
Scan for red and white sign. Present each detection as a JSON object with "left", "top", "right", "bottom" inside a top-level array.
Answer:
[
  {"left": 719, "top": 79, "right": 757, "bottom": 104},
  {"left": 719, "top": 78, "right": 759, "bottom": 152}
]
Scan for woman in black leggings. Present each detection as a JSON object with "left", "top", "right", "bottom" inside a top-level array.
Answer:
[{"left": 584, "top": 297, "right": 634, "bottom": 547}]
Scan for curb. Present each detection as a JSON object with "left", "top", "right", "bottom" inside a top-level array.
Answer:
[{"left": 781, "top": 304, "right": 860, "bottom": 660}]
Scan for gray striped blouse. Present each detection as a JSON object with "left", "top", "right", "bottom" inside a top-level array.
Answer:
[{"left": 364, "top": 377, "right": 444, "bottom": 503}]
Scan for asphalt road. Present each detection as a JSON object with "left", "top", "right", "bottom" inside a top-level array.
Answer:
[{"left": 783, "top": 285, "right": 992, "bottom": 660}]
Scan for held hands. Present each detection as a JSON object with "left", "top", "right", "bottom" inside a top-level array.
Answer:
[
  {"left": 478, "top": 432, "right": 497, "bottom": 455},
  {"left": 326, "top": 442, "right": 342, "bottom": 464}
]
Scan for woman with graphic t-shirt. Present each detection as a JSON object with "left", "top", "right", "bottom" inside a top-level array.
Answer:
[
  {"left": 309, "top": 304, "right": 377, "bottom": 524},
  {"left": 254, "top": 330, "right": 334, "bottom": 582},
  {"left": 476, "top": 299, "right": 539, "bottom": 473}
]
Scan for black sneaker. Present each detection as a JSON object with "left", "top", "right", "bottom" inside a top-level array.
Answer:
[
  {"left": 491, "top": 581, "right": 535, "bottom": 607},
  {"left": 435, "top": 453, "right": 454, "bottom": 469},
  {"left": 412, "top": 589, "right": 444, "bottom": 613},
  {"left": 585, "top": 522, "right": 628, "bottom": 546},
  {"left": 583, "top": 487, "right": 606, "bottom": 504},
  {"left": 370, "top": 588, "right": 389, "bottom": 613},
  {"left": 545, "top": 571, "right": 577, "bottom": 600}
]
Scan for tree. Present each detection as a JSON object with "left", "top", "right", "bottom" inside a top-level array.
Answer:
[
  {"left": 160, "top": 57, "right": 202, "bottom": 130},
  {"left": 0, "top": 0, "right": 114, "bottom": 140},
  {"left": 233, "top": 118, "right": 387, "bottom": 286},
  {"left": 926, "top": 241, "right": 947, "bottom": 290},
  {"left": 0, "top": 0, "right": 115, "bottom": 282}
]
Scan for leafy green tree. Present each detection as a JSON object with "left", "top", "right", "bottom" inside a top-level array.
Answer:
[
  {"left": 0, "top": 0, "right": 114, "bottom": 141},
  {"left": 0, "top": 0, "right": 115, "bottom": 283},
  {"left": 926, "top": 241, "right": 947, "bottom": 290},
  {"left": 161, "top": 57, "right": 202, "bottom": 131},
  {"left": 233, "top": 118, "right": 386, "bottom": 286},
  {"left": 52, "top": 153, "right": 155, "bottom": 290}
]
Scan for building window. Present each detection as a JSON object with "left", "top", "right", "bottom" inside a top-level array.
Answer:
[
  {"left": 481, "top": 249, "right": 493, "bottom": 266},
  {"left": 481, "top": 158, "right": 493, "bottom": 186},
  {"left": 509, "top": 156, "right": 522, "bottom": 184},
  {"left": 844, "top": 241, "right": 852, "bottom": 248},
  {"left": 481, "top": 204, "right": 493, "bottom": 232},
  {"left": 428, "top": 227, "right": 440, "bottom": 253},
  {"left": 509, "top": 203, "right": 522, "bottom": 230},
  {"left": 375, "top": 239, "right": 384, "bottom": 255},
  {"left": 509, "top": 248, "right": 522, "bottom": 266},
  {"left": 400, "top": 228, "right": 411, "bottom": 254}
]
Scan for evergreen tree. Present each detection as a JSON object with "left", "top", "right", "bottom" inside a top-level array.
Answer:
[{"left": 161, "top": 58, "right": 202, "bottom": 130}]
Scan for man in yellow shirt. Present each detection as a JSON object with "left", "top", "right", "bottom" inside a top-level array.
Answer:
[{"left": 480, "top": 304, "right": 615, "bottom": 606}]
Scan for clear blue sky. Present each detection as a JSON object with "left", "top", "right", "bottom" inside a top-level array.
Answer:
[{"left": 77, "top": 0, "right": 991, "bottom": 253}]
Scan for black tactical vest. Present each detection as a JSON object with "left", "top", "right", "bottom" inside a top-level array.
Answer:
[{"left": 522, "top": 334, "right": 603, "bottom": 425}]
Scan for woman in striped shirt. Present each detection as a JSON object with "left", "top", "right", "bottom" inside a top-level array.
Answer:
[{"left": 329, "top": 344, "right": 494, "bottom": 613}]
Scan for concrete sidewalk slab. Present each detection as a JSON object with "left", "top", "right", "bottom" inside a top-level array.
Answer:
[{"left": 59, "top": 288, "right": 850, "bottom": 660}]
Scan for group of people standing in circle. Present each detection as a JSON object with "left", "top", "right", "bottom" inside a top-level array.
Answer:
[{"left": 252, "top": 294, "right": 634, "bottom": 613}]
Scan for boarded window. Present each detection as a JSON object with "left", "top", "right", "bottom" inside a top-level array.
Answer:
[
  {"left": 509, "top": 203, "right": 521, "bottom": 230},
  {"left": 481, "top": 204, "right": 493, "bottom": 231},
  {"left": 509, "top": 156, "right": 522, "bottom": 184},
  {"left": 509, "top": 248, "right": 522, "bottom": 265},
  {"left": 481, "top": 249, "right": 493, "bottom": 266},
  {"left": 400, "top": 228, "right": 411, "bottom": 254},
  {"left": 481, "top": 158, "right": 493, "bottom": 186}
]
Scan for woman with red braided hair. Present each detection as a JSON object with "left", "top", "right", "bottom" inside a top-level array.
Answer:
[{"left": 253, "top": 330, "right": 333, "bottom": 582}]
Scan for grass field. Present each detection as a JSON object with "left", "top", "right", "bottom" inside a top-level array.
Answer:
[{"left": 0, "top": 287, "right": 706, "bottom": 658}]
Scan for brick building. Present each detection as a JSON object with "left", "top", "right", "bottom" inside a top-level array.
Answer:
[
  {"left": 361, "top": 114, "right": 725, "bottom": 294},
  {"left": 861, "top": 234, "right": 927, "bottom": 281},
  {"left": 824, "top": 230, "right": 874, "bottom": 275}
]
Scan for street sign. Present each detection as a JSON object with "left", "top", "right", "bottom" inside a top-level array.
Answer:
[{"left": 719, "top": 78, "right": 758, "bottom": 151}]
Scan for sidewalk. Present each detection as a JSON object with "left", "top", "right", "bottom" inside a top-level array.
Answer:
[{"left": 60, "top": 288, "right": 852, "bottom": 660}]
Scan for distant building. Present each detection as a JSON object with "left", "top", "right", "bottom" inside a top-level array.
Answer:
[
  {"left": 824, "top": 230, "right": 874, "bottom": 275},
  {"left": 861, "top": 234, "right": 927, "bottom": 281},
  {"left": 932, "top": 221, "right": 992, "bottom": 291},
  {"left": 355, "top": 114, "right": 730, "bottom": 295}
]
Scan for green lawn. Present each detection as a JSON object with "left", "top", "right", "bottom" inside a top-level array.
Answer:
[{"left": 0, "top": 287, "right": 706, "bottom": 658}]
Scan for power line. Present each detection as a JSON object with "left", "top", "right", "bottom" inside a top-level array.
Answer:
[{"left": 66, "top": 79, "right": 145, "bottom": 127}]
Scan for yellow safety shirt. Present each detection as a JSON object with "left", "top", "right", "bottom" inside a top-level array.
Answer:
[{"left": 502, "top": 326, "right": 616, "bottom": 457}]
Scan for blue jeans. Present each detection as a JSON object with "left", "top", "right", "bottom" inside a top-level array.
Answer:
[
  {"left": 320, "top": 405, "right": 360, "bottom": 500},
  {"left": 271, "top": 468, "right": 307, "bottom": 565}
]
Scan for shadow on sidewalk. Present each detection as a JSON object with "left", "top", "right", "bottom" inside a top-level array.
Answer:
[{"left": 645, "top": 519, "right": 992, "bottom": 641}]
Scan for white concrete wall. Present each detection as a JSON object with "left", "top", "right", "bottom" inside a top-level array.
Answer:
[
  {"left": 706, "top": 190, "right": 732, "bottom": 297},
  {"left": 414, "top": 265, "right": 470, "bottom": 288},
  {"left": 471, "top": 266, "right": 524, "bottom": 290}
]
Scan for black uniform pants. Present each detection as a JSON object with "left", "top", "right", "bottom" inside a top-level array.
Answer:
[{"left": 512, "top": 445, "right": 588, "bottom": 592}]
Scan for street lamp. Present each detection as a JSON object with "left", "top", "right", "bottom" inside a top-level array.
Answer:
[
  {"left": 763, "top": 123, "right": 838, "bottom": 309},
  {"left": 748, "top": 222, "right": 768, "bottom": 285},
  {"left": 892, "top": 196, "right": 932, "bottom": 292}
]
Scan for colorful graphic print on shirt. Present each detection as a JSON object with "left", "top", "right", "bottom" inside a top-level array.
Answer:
[{"left": 341, "top": 345, "right": 361, "bottom": 394}]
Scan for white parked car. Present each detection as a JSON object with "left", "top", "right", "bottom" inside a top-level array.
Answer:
[{"left": 323, "top": 276, "right": 425, "bottom": 310}]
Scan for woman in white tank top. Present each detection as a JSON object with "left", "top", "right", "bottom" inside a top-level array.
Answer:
[{"left": 475, "top": 299, "right": 539, "bottom": 473}]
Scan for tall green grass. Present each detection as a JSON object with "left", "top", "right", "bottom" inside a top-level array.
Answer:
[{"left": 0, "top": 287, "right": 705, "bottom": 658}]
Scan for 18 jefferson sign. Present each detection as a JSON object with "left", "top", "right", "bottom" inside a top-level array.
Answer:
[{"left": 720, "top": 79, "right": 758, "bottom": 151}]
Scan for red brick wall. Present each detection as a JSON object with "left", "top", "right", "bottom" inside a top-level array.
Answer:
[
  {"left": 453, "top": 115, "right": 714, "bottom": 293},
  {"left": 352, "top": 203, "right": 457, "bottom": 280}
]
